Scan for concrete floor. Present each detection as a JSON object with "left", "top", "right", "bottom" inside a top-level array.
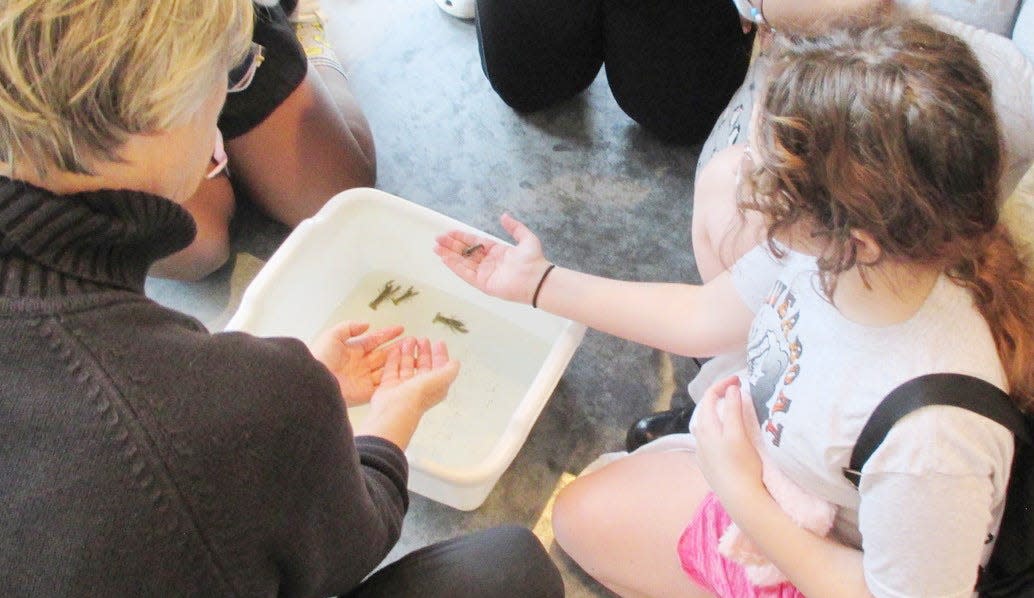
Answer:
[{"left": 146, "top": 1, "right": 706, "bottom": 595}]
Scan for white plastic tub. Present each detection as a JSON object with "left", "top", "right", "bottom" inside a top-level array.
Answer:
[{"left": 226, "top": 188, "right": 585, "bottom": 510}]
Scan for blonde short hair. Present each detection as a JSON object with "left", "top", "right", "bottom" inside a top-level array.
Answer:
[{"left": 0, "top": 0, "right": 253, "bottom": 174}]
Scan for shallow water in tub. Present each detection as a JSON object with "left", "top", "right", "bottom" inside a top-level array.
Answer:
[{"left": 316, "top": 271, "right": 554, "bottom": 470}]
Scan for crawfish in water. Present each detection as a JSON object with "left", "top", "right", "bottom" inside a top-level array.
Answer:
[
  {"left": 369, "top": 280, "right": 400, "bottom": 310},
  {"left": 433, "top": 312, "right": 468, "bottom": 334},
  {"left": 391, "top": 286, "right": 420, "bottom": 305}
]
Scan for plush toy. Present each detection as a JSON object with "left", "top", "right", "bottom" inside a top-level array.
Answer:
[{"left": 716, "top": 390, "right": 837, "bottom": 587}]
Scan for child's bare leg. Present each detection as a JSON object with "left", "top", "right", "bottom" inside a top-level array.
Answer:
[
  {"left": 691, "top": 143, "right": 766, "bottom": 283},
  {"left": 314, "top": 63, "right": 376, "bottom": 168},
  {"left": 225, "top": 64, "right": 375, "bottom": 228},
  {"left": 293, "top": 6, "right": 376, "bottom": 191},
  {"left": 149, "top": 174, "right": 235, "bottom": 280},
  {"left": 552, "top": 451, "right": 716, "bottom": 598}
]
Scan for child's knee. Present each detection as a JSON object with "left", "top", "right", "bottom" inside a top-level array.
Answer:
[
  {"left": 149, "top": 179, "right": 234, "bottom": 280},
  {"left": 189, "top": 230, "right": 232, "bottom": 276},
  {"left": 149, "top": 229, "right": 231, "bottom": 281},
  {"left": 551, "top": 476, "right": 604, "bottom": 561}
]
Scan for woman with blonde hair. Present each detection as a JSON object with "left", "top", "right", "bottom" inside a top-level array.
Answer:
[
  {"left": 0, "top": 2, "right": 562, "bottom": 596},
  {"left": 437, "top": 16, "right": 1034, "bottom": 597}
]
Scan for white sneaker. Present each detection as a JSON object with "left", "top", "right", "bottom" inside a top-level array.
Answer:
[{"left": 435, "top": 0, "right": 475, "bottom": 20}]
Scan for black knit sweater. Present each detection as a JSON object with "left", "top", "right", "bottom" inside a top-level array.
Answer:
[{"left": 0, "top": 177, "right": 410, "bottom": 597}]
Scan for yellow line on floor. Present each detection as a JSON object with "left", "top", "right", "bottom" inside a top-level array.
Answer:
[{"left": 653, "top": 351, "right": 676, "bottom": 413}]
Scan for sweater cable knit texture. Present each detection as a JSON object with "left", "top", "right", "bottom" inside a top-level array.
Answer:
[{"left": 0, "top": 176, "right": 410, "bottom": 597}]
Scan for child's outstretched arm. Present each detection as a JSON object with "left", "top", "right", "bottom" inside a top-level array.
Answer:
[{"left": 434, "top": 213, "right": 755, "bottom": 358}]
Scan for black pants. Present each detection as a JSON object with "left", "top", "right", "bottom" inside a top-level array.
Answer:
[
  {"left": 343, "top": 526, "right": 565, "bottom": 597},
  {"left": 476, "top": 0, "right": 753, "bottom": 145}
]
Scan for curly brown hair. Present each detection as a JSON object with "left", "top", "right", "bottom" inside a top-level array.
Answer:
[{"left": 740, "top": 16, "right": 1034, "bottom": 409}]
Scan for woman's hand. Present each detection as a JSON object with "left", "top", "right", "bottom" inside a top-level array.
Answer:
[
  {"left": 370, "top": 337, "right": 461, "bottom": 414},
  {"left": 434, "top": 213, "right": 552, "bottom": 305},
  {"left": 310, "top": 321, "right": 404, "bottom": 407},
  {"left": 359, "top": 338, "right": 461, "bottom": 449},
  {"left": 690, "top": 376, "right": 766, "bottom": 505}
]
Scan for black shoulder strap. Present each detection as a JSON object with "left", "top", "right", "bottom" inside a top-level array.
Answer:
[{"left": 845, "top": 373, "right": 1028, "bottom": 487}]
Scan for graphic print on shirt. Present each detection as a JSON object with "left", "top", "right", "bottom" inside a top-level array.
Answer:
[{"left": 745, "top": 280, "right": 803, "bottom": 447}]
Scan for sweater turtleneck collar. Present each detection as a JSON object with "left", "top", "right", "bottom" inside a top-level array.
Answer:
[{"left": 0, "top": 175, "right": 196, "bottom": 297}]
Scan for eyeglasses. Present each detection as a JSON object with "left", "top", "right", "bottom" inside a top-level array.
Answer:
[{"left": 228, "top": 43, "right": 265, "bottom": 93}]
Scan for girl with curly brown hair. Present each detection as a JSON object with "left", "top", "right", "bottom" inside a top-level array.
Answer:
[{"left": 436, "top": 16, "right": 1034, "bottom": 597}]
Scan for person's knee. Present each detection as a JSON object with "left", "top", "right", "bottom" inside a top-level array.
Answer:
[
  {"left": 480, "top": 52, "right": 601, "bottom": 114},
  {"left": 490, "top": 524, "right": 542, "bottom": 553},
  {"left": 149, "top": 177, "right": 234, "bottom": 280},
  {"left": 483, "top": 72, "right": 554, "bottom": 113},
  {"left": 602, "top": 3, "right": 752, "bottom": 144},
  {"left": 491, "top": 526, "right": 564, "bottom": 597},
  {"left": 551, "top": 482, "right": 579, "bottom": 552},
  {"left": 346, "top": 126, "right": 377, "bottom": 187},
  {"left": 476, "top": 0, "right": 603, "bottom": 113},
  {"left": 608, "top": 76, "right": 718, "bottom": 145},
  {"left": 299, "top": 77, "right": 377, "bottom": 190},
  {"left": 438, "top": 526, "right": 563, "bottom": 598},
  {"left": 310, "top": 67, "right": 378, "bottom": 188},
  {"left": 149, "top": 227, "right": 231, "bottom": 281},
  {"left": 551, "top": 477, "right": 606, "bottom": 572},
  {"left": 186, "top": 233, "right": 231, "bottom": 279}
]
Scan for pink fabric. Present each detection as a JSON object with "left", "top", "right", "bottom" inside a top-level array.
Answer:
[
  {"left": 206, "top": 129, "right": 229, "bottom": 179},
  {"left": 678, "top": 493, "right": 806, "bottom": 598},
  {"left": 717, "top": 392, "right": 835, "bottom": 585}
]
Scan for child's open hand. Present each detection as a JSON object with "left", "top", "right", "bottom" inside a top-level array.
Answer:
[
  {"left": 435, "top": 213, "right": 552, "bottom": 305},
  {"left": 310, "top": 321, "right": 404, "bottom": 407}
]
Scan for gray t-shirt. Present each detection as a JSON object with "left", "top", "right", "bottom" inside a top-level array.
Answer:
[
  {"left": 728, "top": 244, "right": 1013, "bottom": 597},
  {"left": 728, "top": 0, "right": 1022, "bottom": 36},
  {"left": 899, "top": 0, "right": 1021, "bottom": 35}
]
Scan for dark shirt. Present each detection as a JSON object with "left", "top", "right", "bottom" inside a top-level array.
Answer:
[{"left": 0, "top": 177, "right": 409, "bottom": 597}]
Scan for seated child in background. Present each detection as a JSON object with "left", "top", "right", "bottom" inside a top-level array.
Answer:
[{"left": 151, "top": 0, "right": 376, "bottom": 280}]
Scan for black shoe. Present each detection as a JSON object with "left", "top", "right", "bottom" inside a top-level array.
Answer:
[{"left": 625, "top": 404, "right": 695, "bottom": 453}]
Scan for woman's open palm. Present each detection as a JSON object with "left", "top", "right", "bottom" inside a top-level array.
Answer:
[
  {"left": 371, "top": 337, "right": 460, "bottom": 414},
  {"left": 310, "top": 321, "right": 404, "bottom": 406}
]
